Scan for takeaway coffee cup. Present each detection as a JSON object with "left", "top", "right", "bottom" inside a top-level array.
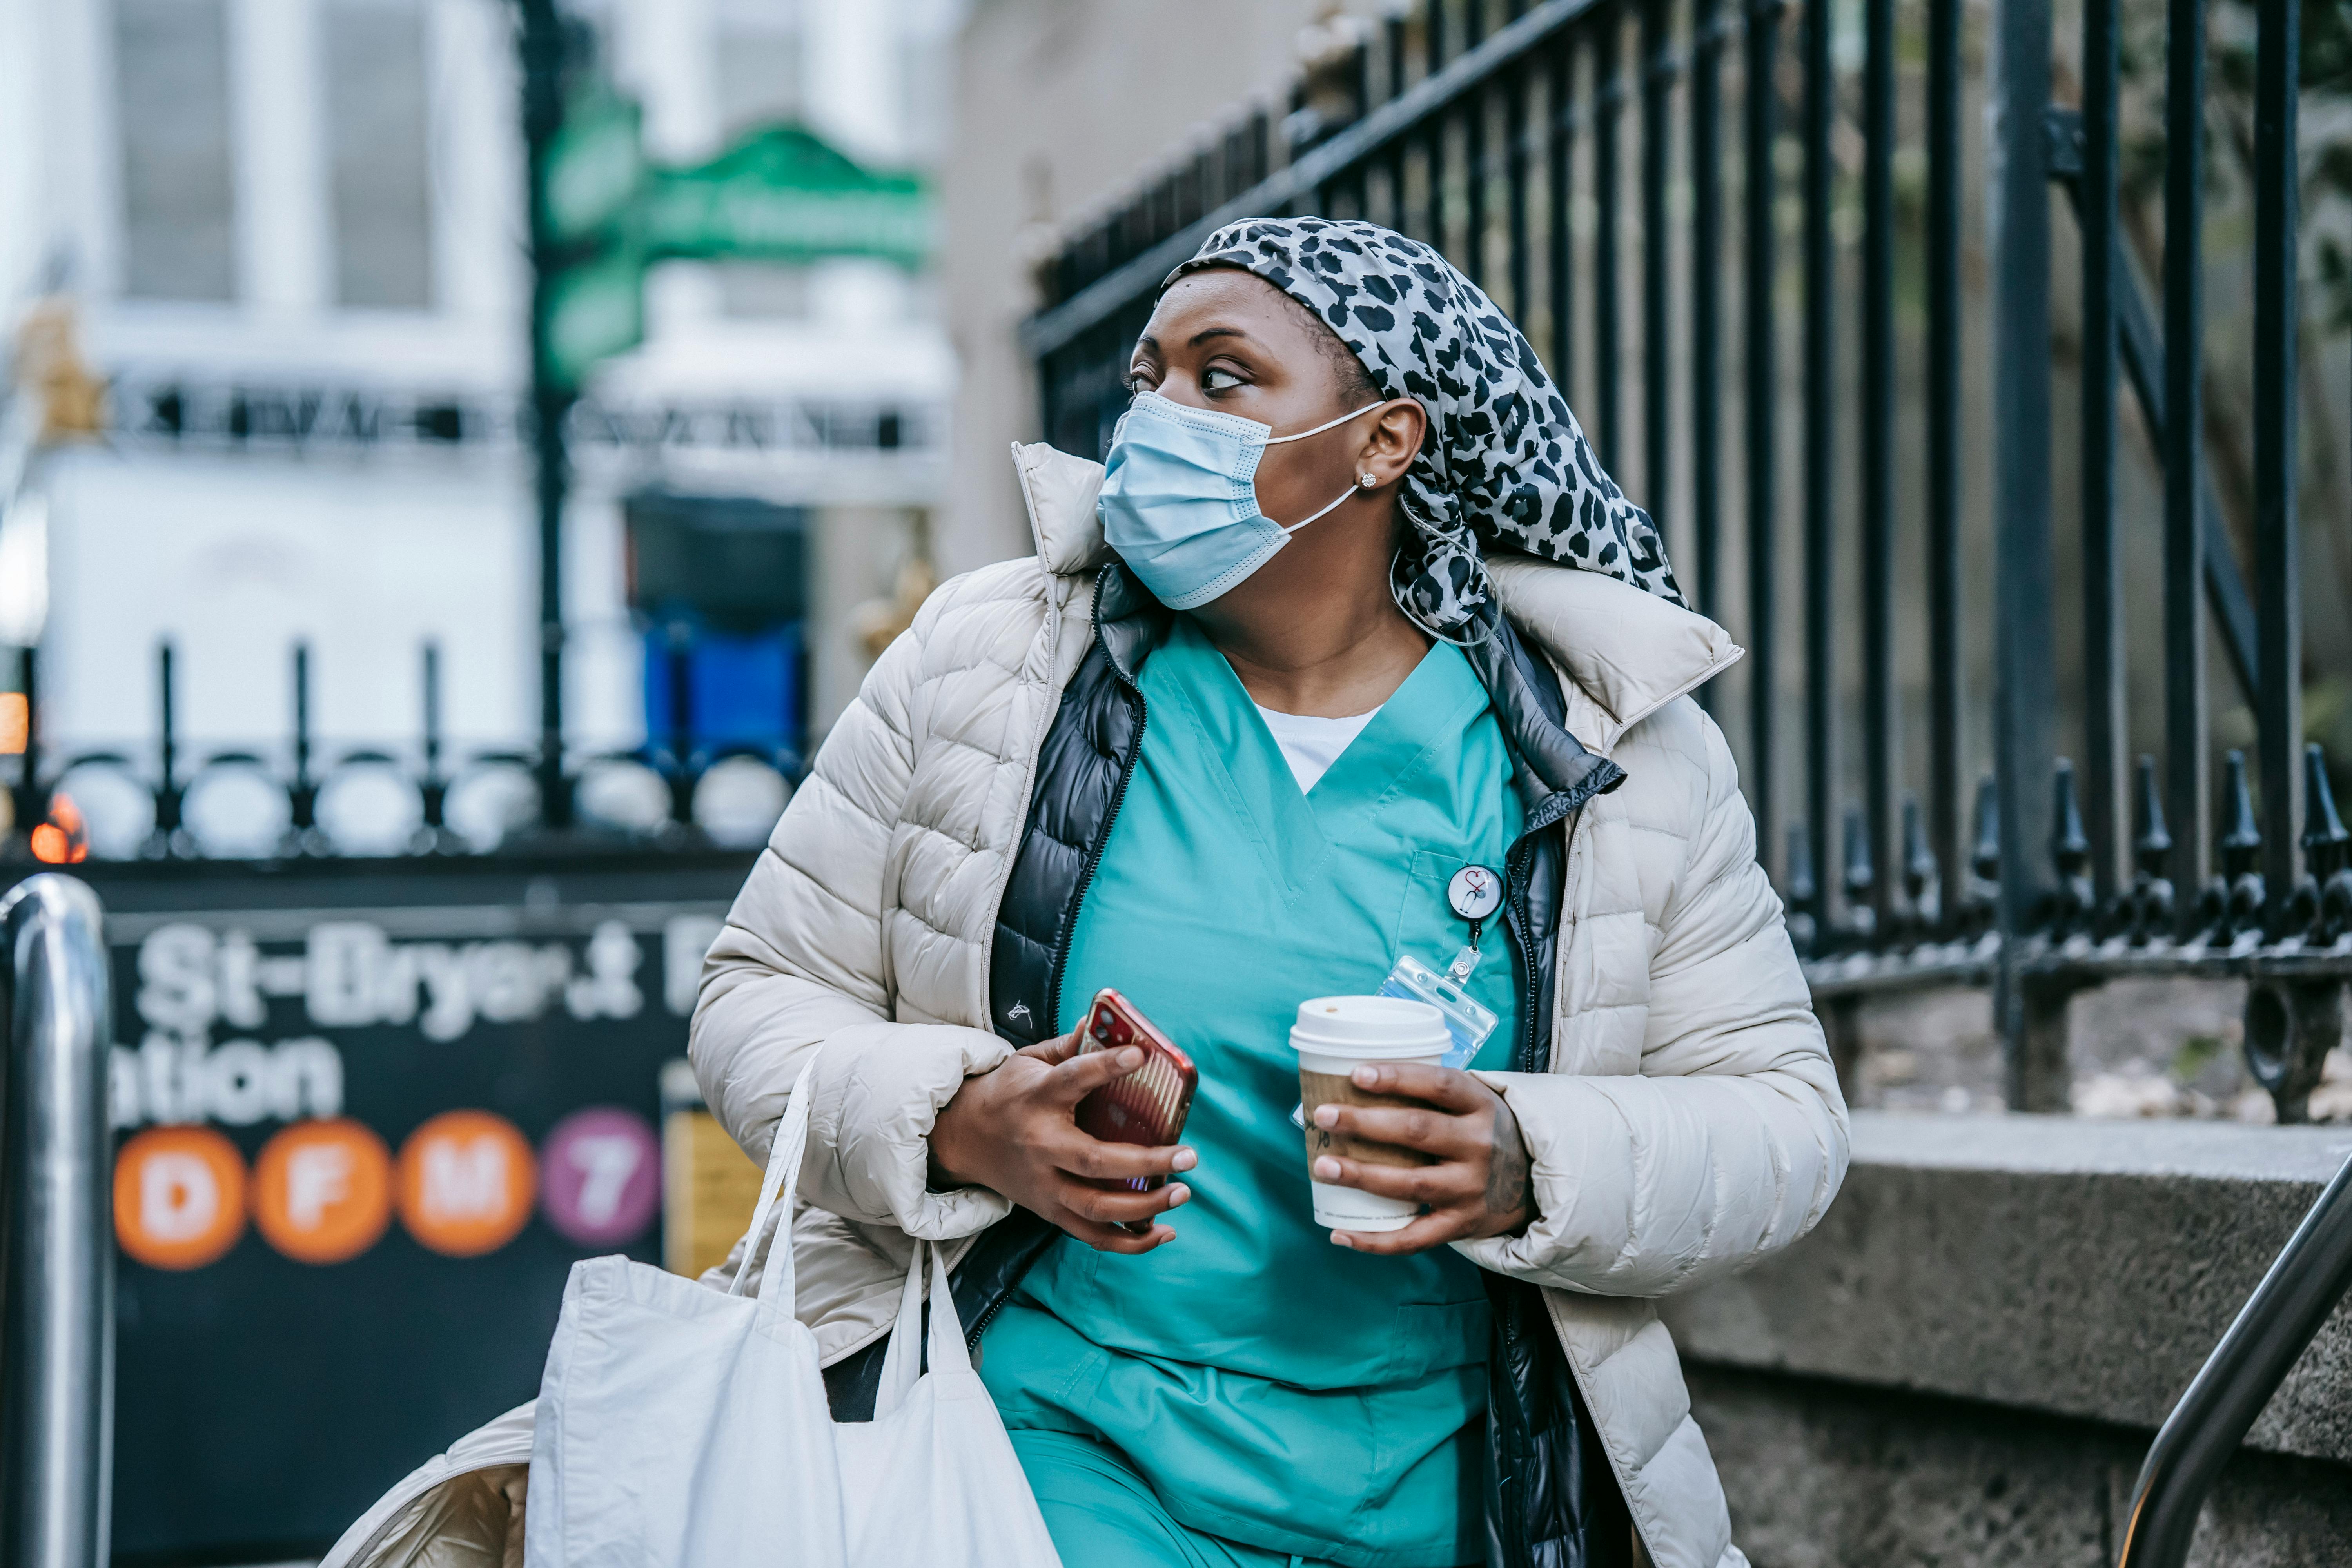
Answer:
[{"left": 1292, "top": 995, "right": 1451, "bottom": 1232}]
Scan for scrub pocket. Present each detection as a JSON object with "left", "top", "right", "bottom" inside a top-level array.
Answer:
[
  {"left": 1379, "top": 1299, "right": 1493, "bottom": 1382},
  {"left": 1392, "top": 849, "right": 1470, "bottom": 957}
]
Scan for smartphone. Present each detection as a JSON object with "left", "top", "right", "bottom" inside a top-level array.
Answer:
[{"left": 1073, "top": 988, "right": 1198, "bottom": 1193}]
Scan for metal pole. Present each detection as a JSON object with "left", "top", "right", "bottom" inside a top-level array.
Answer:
[
  {"left": 2117, "top": 1153, "right": 2352, "bottom": 1568},
  {"left": 1465, "top": 1, "right": 1490, "bottom": 286},
  {"left": 1639, "top": 0, "right": 1671, "bottom": 537},
  {"left": 1802, "top": 0, "right": 1836, "bottom": 936},
  {"left": 517, "top": 0, "right": 575, "bottom": 831},
  {"left": 2162, "top": 0, "right": 2210, "bottom": 929},
  {"left": 1926, "top": 0, "right": 1963, "bottom": 924},
  {"left": 14, "top": 646, "right": 44, "bottom": 853},
  {"left": 1744, "top": 0, "right": 1782, "bottom": 883},
  {"left": 1594, "top": 11, "right": 1623, "bottom": 468},
  {"left": 1989, "top": 0, "right": 2056, "bottom": 1093},
  {"left": 2082, "top": 0, "right": 2126, "bottom": 906},
  {"left": 1861, "top": 0, "right": 1897, "bottom": 933},
  {"left": 1691, "top": 0, "right": 1724, "bottom": 644},
  {"left": 1546, "top": 34, "right": 1577, "bottom": 401},
  {"left": 0, "top": 874, "right": 114, "bottom": 1568},
  {"left": 2251, "top": 0, "right": 2301, "bottom": 933}
]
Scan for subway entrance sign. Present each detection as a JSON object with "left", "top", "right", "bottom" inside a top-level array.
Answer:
[{"left": 71, "top": 853, "right": 755, "bottom": 1564}]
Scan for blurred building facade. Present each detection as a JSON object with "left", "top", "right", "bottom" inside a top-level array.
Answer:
[
  {"left": 940, "top": 0, "right": 1394, "bottom": 577},
  {"left": 0, "top": 0, "right": 956, "bottom": 794}
]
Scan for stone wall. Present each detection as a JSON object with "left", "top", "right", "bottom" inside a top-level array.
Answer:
[{"left": 1661, "top": 1112, "right": 2352, "bottom": 1566}]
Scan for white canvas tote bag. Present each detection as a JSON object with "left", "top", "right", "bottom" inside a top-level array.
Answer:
[{"left": 524, "top": 1053, "right": 1063, "bottom": 1568}]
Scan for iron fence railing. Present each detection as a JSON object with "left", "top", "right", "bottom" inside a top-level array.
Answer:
[
  {"left": 1023, "top": 0, "right": 2339, "bottom": 1117},
  {"left": 4, "top": 641, "right": 797, "bottom": 866}
]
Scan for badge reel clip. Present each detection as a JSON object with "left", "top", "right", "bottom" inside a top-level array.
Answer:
[
  {"left": 1380, "top": 864, "right": 1502, "bottom": 1070},
  {"left": 1290, "top": 864, "right": 1504, "bottom": 1128}
]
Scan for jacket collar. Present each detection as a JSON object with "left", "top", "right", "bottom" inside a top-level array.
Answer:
[{"left": 1010, "top": 441, "right": 1742, "bottom": 755}]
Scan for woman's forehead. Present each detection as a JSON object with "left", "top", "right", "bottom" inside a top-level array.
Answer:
[{"left": 1139, "top": 270, "right": 1314, "bottom": 352}]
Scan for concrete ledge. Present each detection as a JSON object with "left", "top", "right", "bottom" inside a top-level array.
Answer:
[
  {"left": 1660, "top": 1111, "right": 2352, "bottom": 1465},
  {"left": 1688, "top": 1365, "right": 2352, "bottom": 1568}
]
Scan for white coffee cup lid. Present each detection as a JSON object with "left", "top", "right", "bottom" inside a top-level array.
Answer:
[{"left": 1289, "top": 995, "right": 1450, "bottom": 1060}]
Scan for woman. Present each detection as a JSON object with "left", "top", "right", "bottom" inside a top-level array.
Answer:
[
  {"left": 690, "top": 218, "right": 1845, "bottom": 1568},
  {"left": 321, "top": 217, "right": 1840, "bottom": 1568}
]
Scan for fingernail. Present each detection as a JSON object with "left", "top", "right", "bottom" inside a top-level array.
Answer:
[
  {"left": 1167, "top": 1184, "right": 1191, "bottom": 1206},
  {"left": 1172, "top": 1147, "right": 1197, "bottom": 1171},
  {"left": 1120, "top": 1047, "right": 1143, "bottom": 1069},
  {"left": 1330, "top": 1231, "right": 1354, "bottom": 1249},
  {"left": 1313, "top": 1157, "right": 1341, "bottom": 1180},
  {"left": 1312, "top": 1105, "right": 1338, "bottom": 1128},
  {"left": 1352, "top": 1065, "right": 1379, "bottom": 1087}
]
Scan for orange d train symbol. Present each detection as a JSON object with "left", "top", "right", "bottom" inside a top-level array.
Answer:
[
  {"left": 115, "top": 1126, "right": 247, "bottom": 1271},
  {"left": 398, "top": 1110, "right": 537, "bottom": 1257}
]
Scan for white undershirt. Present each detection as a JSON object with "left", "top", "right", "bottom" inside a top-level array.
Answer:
[{"left": 1253, "top": 703, "right": 1382, "bottom": 794}]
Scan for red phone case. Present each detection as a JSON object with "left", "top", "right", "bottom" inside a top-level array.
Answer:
[{"left": 1074, "top": 988, "right": 1198, "bottom": 1192}]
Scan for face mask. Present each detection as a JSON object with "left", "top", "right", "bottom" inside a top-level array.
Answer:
[{"left": 1095, "top": 391, "right": 1381, "bottom": 611}]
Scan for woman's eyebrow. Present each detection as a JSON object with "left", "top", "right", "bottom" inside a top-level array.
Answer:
[{"left": 1188, "top": 326, "right": 1249, "bottom": 348}]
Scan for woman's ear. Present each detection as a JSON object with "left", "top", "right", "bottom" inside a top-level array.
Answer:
[{"left": 1356, "top": 399, "right": 1427, "bottom": 489}]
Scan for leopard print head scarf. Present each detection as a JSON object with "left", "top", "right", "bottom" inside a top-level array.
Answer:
[{"left": 1166, "top": 216, "right": 1684, "bottom": 637}]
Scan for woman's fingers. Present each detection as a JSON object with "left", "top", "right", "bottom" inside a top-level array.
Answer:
[
  {"left": 1312, "top": 1151, "right": 1475, "bottom": 1205},
  {"left": 1063, "top": 1216, "right": 1178, "bottom": 1254},
  {"left": 1312, "top": 1101, "right": 1478, "bottom": 1158},
  {"left": 1348, "top": 1062, "right": 1489, "bottom": 1111},
  {"left": 1041, "top": 1044, "right": 1146, "bottom": 1105},
  {"left": 1329, "top": 1210, "right": 1463, "bottom": 1255},
  {"left": 1052, "top": 1130, "right": 1197, "bottom": 1182},
  {"left": 1016, "top": 1029, "right": 1084, "bottom": 1067},
  {"left": 1059, "top": 1178, "right": 1191, "bottom": 1227}
]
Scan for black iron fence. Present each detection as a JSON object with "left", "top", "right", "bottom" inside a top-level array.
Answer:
[
  {"left": 1025, "top": 0, "right": 2345, "bottom": 1116},
  {"left": 6, "top": 640, "right": 796, "bottom": 866}
]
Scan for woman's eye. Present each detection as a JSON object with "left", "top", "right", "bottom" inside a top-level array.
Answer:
[
  {"left": 1201, "top": 366, "right": 1243, "bottom": 391},
  {"left": 1124, "top": 368, "right": 1155, "bottom": 393}
]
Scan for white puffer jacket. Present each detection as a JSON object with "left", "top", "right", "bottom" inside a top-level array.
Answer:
[{"left": 318, "top": 443, "right": 1845, "bottom": 1568}]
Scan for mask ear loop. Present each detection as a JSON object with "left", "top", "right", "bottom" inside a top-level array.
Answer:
[
  {"left": 1263, "top": 399, "right": 1390, "bottom": 531},
  {"left": 1263, "top": 399, "right": 1385, "bottom": 446}
]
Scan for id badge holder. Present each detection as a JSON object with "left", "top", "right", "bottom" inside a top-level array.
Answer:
[
  {"left": 1286, "top": 947, "right": 1500, "bottom": 1128},
  {"left": 1377, "top": 951, "right": 1499, "bottom": 1069}
]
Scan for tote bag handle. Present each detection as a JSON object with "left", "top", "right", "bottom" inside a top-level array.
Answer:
[
  {"left": 871, "top": 1239, "right": 973, "bottom": 1420},
  {"left": 726, "top": 1051, "right": 822, "bottom": 1330}
]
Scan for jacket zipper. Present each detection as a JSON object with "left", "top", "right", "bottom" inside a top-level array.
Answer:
[
  {"left": 970, "top": 590, "right": 1150, "bottom": 1350},
  {"left": 1501, "top": 835, "right": 1543, "bottom": 1071},
  {"left": 1039, "top": 648, "right": 1148, "bottom": 1035},
  {"left": 967, "top": 681, "right": 1144, "bottom": 1354},
  {"left": 962, "top": 1219, "right": 1049, "bottom": 1350}
]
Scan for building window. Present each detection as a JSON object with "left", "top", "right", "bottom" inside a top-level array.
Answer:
[
  {"left": 325, "top": 0, "right": 434, "bottom": 309},
  {"left": 115, "top": 0, "right": 238, "bottom": 302}
]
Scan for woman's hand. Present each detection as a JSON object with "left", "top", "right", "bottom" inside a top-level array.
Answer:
[
  {"left": 929, "top": 1032, "right": 1195, "bottom": 1254},
  {"left": 1310, "top": 1064, "right": 1533, "bottom": 1254}
]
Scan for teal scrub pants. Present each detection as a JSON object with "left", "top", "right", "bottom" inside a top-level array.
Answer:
[{"left": 1010, "top": 1429, "right": 1356, "bottom": 1568}]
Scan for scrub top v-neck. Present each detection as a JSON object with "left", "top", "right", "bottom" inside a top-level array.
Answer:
[{"left": 979, "top": 615, "right": 1525, "bottom": 1568}]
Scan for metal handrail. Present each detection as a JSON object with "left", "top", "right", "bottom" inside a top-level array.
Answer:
[
  {"left": 2115, "top": 1151, "right": 2352, "bottom": 1568},
  {"left": 0, "top": 875, "right": 114, "bottom": 1568}
]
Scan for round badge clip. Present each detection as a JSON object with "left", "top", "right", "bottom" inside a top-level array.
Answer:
[{"left": 1448, "top": 864, "right": 1503, "bottom": 922}]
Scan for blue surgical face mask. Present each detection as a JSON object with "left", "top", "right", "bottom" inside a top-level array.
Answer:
[{"left": 1095, "top": 391, "right": 1381, "bottom": 610}]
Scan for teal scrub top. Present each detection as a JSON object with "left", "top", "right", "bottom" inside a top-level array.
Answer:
[{"left": 979, "top": 615, "right": 1525, "bottom": 1568}]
